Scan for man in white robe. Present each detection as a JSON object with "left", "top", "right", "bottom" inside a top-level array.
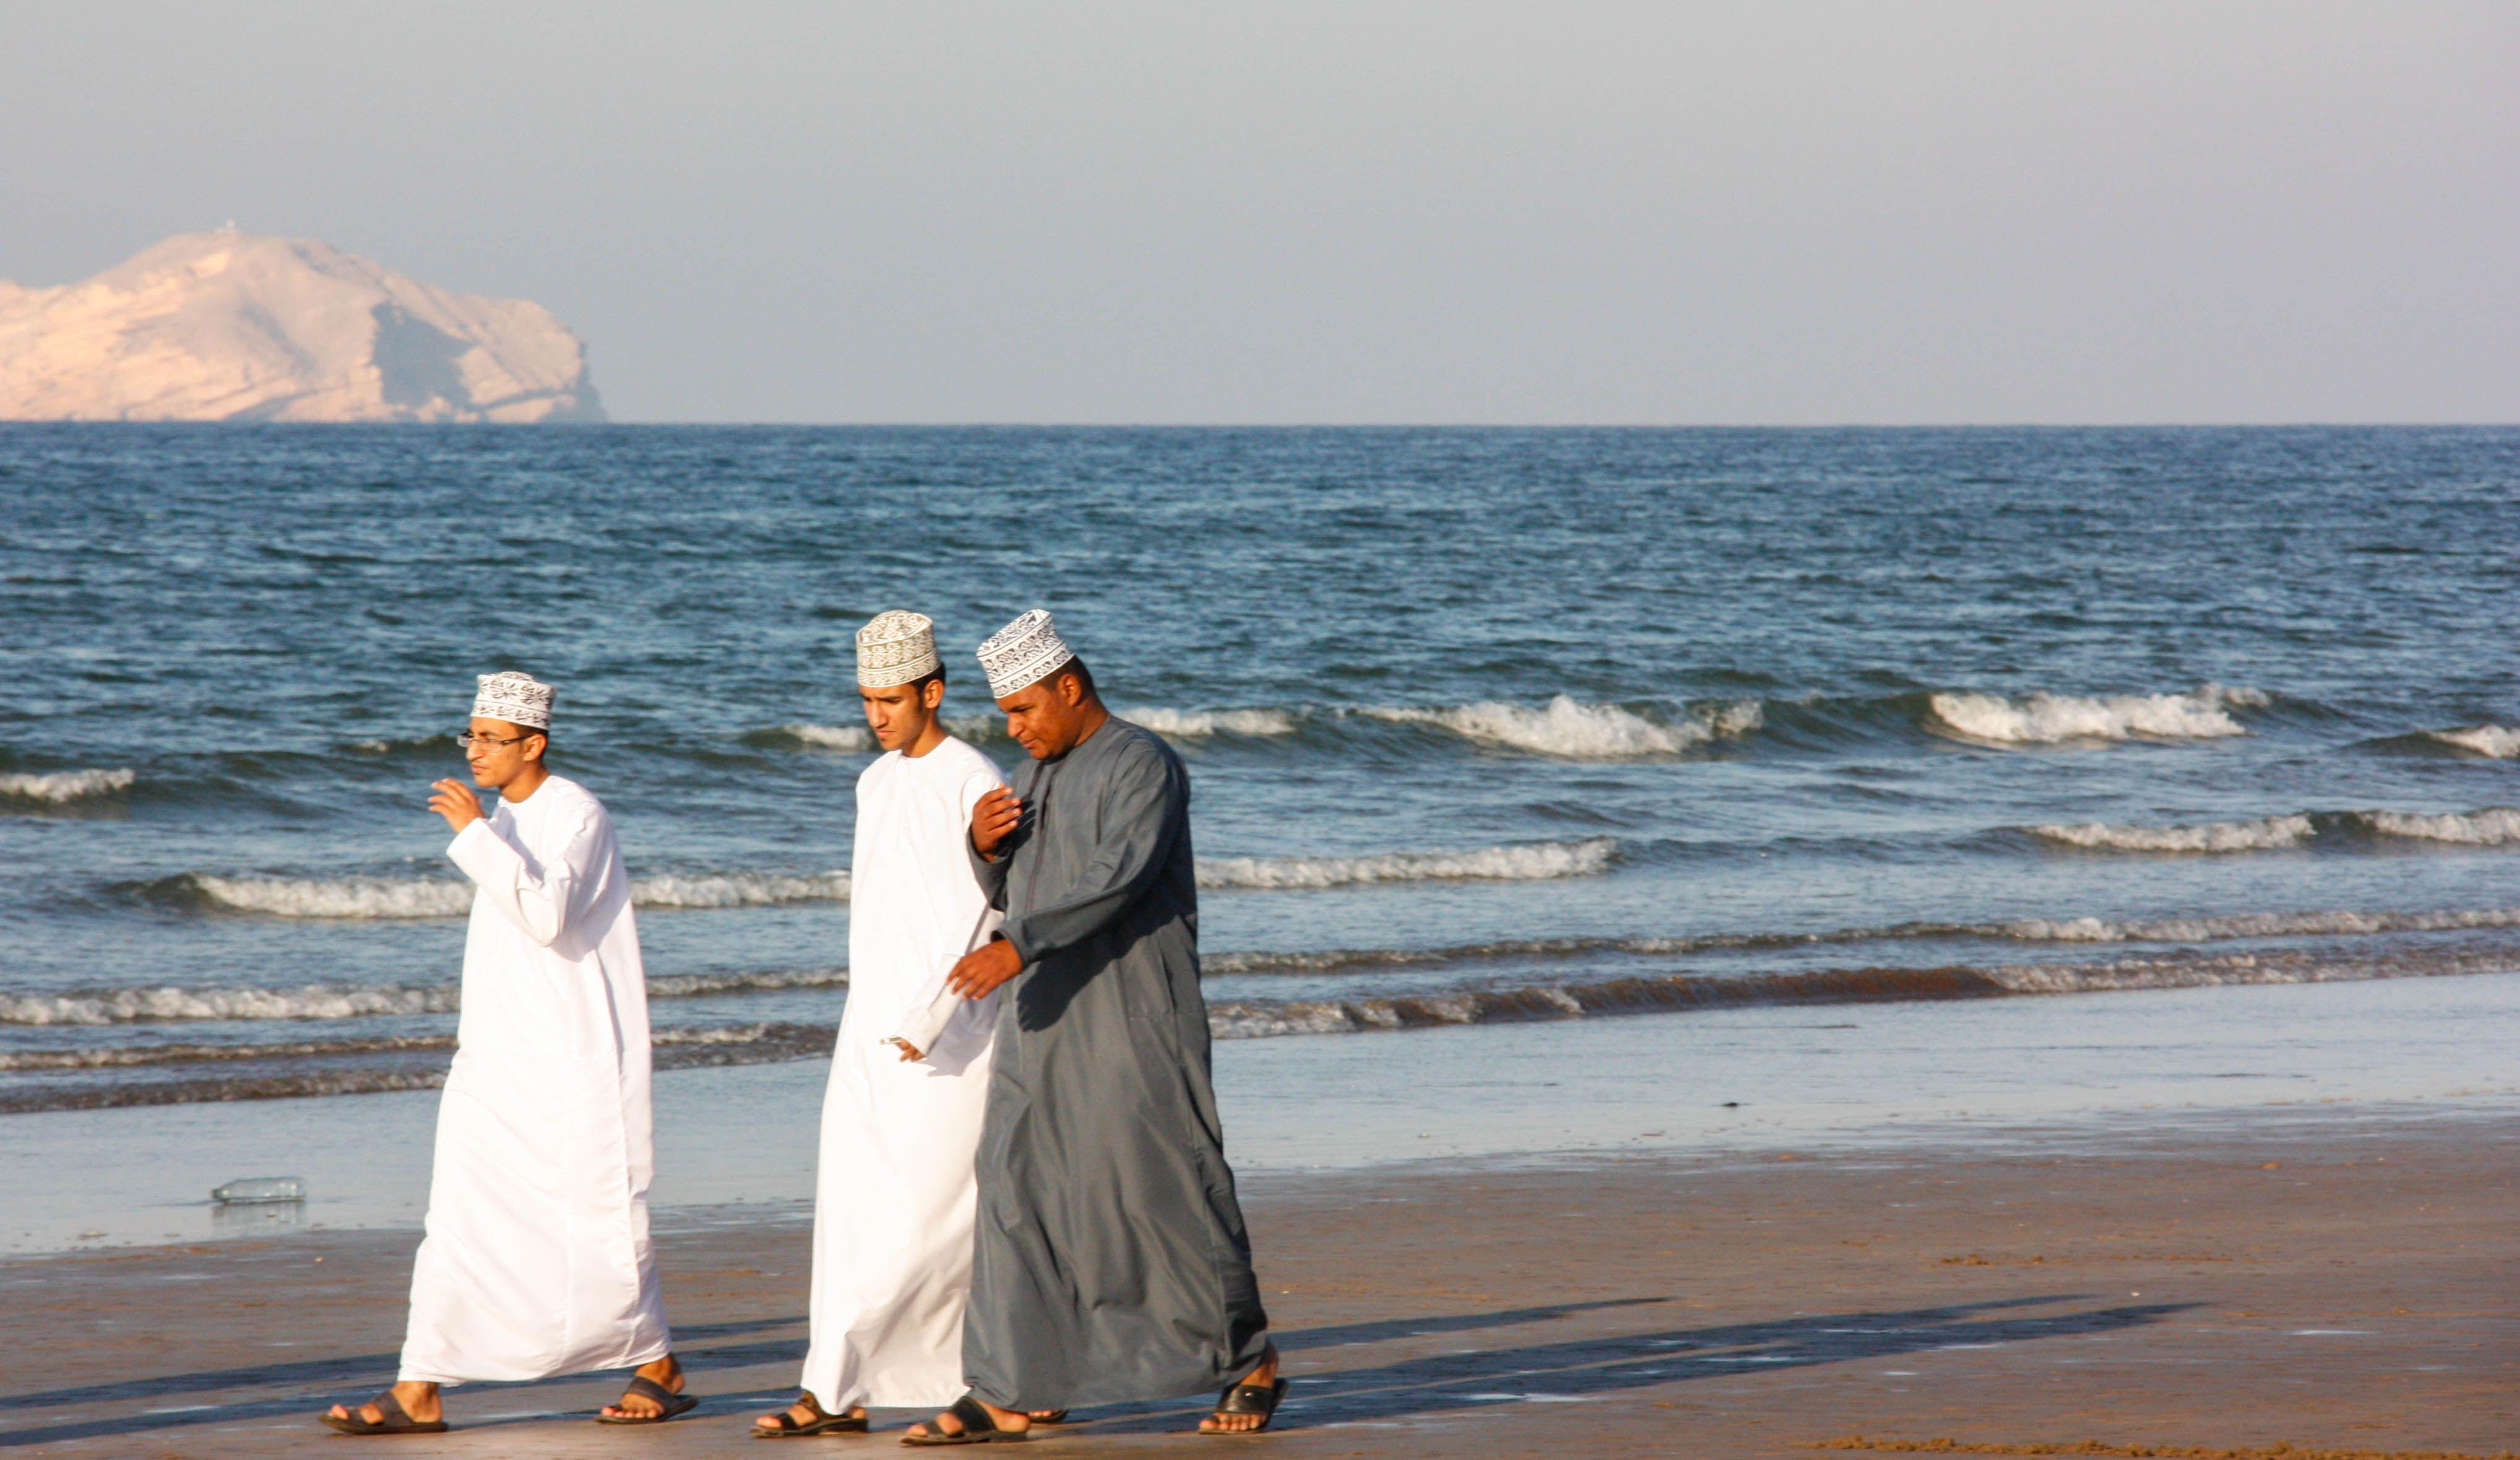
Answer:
[
  {"left": 323, "top": 672, "right": 690, "bottom": 1435},
  {"left": 751, "top": 612, "right": 1013, "bottom": 1438}
]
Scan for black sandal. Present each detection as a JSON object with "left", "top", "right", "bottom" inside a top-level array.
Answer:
[
  {"left": 1201, "top": 1378, "right": 1287, "bottom": 1435},
  {"left": 319, "top": 1389, "right": 449, "bottom": 1435},
  {"left": 903, "top": 1394, "right": 1028, "bottom": 1446},
  {"left": 595, "top": 1373, "right": 699, "bottom": 1425},
  {"left": 753, "top": 1390, "right": 869, "bottom": 1438}
]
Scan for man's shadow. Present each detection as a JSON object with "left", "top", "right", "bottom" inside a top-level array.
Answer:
[{"left": 0, "top": 1294, "right": 2193, "bottom": 1446}]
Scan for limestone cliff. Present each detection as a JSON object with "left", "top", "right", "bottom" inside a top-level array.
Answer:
[{"left": 0, "top": 232, "right": 605, "bottom": 422}]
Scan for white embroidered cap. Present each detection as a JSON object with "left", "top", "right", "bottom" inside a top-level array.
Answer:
[
  {"left": 472, "top": 671, "right": 554, "bottom": 730},
  {"left": 976, "top": 609, "right": 1077, "bottom": 699},
  {"left": 856, "top": 610, "right": 941, "bottom": 688}
]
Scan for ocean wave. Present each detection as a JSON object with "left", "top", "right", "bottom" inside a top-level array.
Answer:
[
  {"left": 758, "top": 722, "right": 876, "bottom": 751},
  {"left": 1365, "top": 697, "right": 1762, "bottom": 759},
  {"left": 2029, "top": 815, "right": 2316, "bottom": 854},
  {"left": 0, "top": 768, "right": 137, "bottom": 804},
  {"left": 2359, "top": 806, "right": 2520, "bottom": 846},
  {"left": 1197, "top": 838, "right": 1616, "bottom": 890},
  {"left": 1119, "top": 706, "right": 1302, "bottom": 738},
  {"left": 156, "top": 868, "right": 854, "bottom": 919},
  {"left": 2028, "top": 807, "right": 2520, "bottom": 855},
  {"left": 0, "top": 965, "right": 850, "bottom": 1027},
  {"left": 0, "top": 981, "right": 462, "bottom": 1027},
  {"left": 1205, "top": 902, "right": 2520, "bottom": 975},
  {"left": 633, "top": 871, "right": 853, "bottom": 907},
  {"left": 1205, "top": 943, "right": 2519, "bottom": 1040},
  {"left": 0, "top": 1034, "right": 454, "bottom": 1071},
  {"left": 2419, "top": 725, "right": 2520, "bottom": 758},
  {"left": 1926, "top": 685, "right": 2264, "bottom": 746}
]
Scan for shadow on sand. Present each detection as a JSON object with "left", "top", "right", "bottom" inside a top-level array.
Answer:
[{"left": 0, "top": 1293, "right": 2191, "bottom": 1448}]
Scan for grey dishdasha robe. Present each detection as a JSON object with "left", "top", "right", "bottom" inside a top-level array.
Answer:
[{"left": 962, "top": 717, "right": 1270, "bottom": 1409}]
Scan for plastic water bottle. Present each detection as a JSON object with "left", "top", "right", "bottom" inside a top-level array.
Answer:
[{"left": 211, "top": 1176, "right": 305, "bottom": 1204}]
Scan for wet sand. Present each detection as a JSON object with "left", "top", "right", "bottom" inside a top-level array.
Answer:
[{"left": 4, "top": 1106, "right": 2513, "bottom": 1458}]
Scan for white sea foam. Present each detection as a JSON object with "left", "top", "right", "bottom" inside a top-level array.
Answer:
[
  {"left": 1367, "top": 697, "right": 1760, "bottom": 759},
  {"left": 187, "top": 875, "right": 474, "bottom": 918},
  {"left": 1926, "top": 685, "right": 2264, "bottom": 745},
  {"left": 1121, "top": 706, "right": 1302, "bottom": 738},
  {"left": 1197, "top": 838, "right": 1616, "bottom": 890},
  {"left": 2358, "top": 807, "right": 2520, "bottom": 846},
  {"left": 2029, "top": 815, "right": 2316, "bottom": 854},
  {"left": 178, "top": 869, "right": 853, "bottom": 919},
  {"left": 1984, "top": 905, "right": 2520, "bottom": 944},
  {"left": 633, "top": 871, "right": 852, "bottom": 907},
  {"left": 776, "top": 723, "right": 875, "bottom": 750},
  {"left": 0, "top": 982, "right": 461, "bottom": 1027},
  {"left": 2420, "top": 725, "right": 2520, "bottom": 758},
  {"left": 0, "top": 768, "right": 137, "bottom": 803}
]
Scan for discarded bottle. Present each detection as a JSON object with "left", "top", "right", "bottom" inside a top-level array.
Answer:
[{"left": 212, "top": 1176, "right": 305, "bottom": 1205}]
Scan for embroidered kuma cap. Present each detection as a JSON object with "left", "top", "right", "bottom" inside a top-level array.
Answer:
[
  {"left": 975, "top": 609, "right": 1077, "bottom": 699},
  {"left": 472, "top": 671, "right": 554, "bottom": 729},
  {"left": 857, "top": 610, "right": 942, "bottom": 688}
]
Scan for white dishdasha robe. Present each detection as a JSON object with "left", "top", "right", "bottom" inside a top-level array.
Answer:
[
  {"left": 799, "top": 736, "right": 1007, "bottom": 1412},
  {"left": 398, "top": 773, "right": 672, "bottom": 1384}
]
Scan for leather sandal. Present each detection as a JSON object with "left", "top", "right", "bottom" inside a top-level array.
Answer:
[
  {"left": 1201, "top": 1378, "right": 1288, "bottom": 1435},
  {"left": 753, "top": 1389, "right": 868, "bottom": 1437},
  {"left": 319, "top": 1389, "right": 448, "bottom": 1435},
  {"left": 903, "top": 1394, "right": 1027, "bottom": 1446}
]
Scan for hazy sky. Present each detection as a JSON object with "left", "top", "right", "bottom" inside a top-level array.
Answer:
[{"left": 2, "top": 2, "right": 2513, "bottom": 423}]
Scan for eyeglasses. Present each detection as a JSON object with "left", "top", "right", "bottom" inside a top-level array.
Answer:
[{"left": 454, "top": 731, "right": 538, "bottom": 748}]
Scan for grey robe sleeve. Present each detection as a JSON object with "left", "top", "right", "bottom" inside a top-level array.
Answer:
[
  {"left": 1001, "top": 740, "right": 1180, "bottom": 967},
  {"left": 968, "top": 832, "right": 1009, "bottom": 909}
]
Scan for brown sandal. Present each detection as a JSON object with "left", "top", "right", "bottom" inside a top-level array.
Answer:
[
  {"left": 753, "top": 1389, "right": 868, "bottom": 1437},
  {"left": 319, "top": 1389, "right": 448, "bottom": 1435}
]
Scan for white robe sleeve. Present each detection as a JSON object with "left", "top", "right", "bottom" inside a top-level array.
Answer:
[
  {"left": 886, "top": 766, "right": 1007, "bottom": 1059},
  {"left": 448, "top": 806, "right": 601, "bottom": 949}
]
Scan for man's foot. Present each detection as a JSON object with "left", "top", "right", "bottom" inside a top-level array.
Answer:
[
  {"left": 1198, "top": 1345, "right": 1283, "bottom": 1435},
  {"left": 325, "top": 1380, "right": 441, "bottom": 1429},
  {"left": 599, "top": 1353, "right": 686, "bottom": 1421},
  {"left": 904, "top": 1394, "right": 1030, "bottom": 1443},
  {"left": 753, "top": 1391, "right": 868, "bottom": 1436}
]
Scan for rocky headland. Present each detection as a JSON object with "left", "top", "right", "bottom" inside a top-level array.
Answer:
[{"left": 0, "top": 232, "right": 605, "bottom": 422}]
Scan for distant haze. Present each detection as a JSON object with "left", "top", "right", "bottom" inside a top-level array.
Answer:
[{"left": 2, "top": 2, "right": 2513, "bottom": 424}]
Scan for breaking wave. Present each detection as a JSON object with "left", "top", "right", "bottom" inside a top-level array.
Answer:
[
  {"left": 0, "top": 981, "right": 463, "bottom": 1027},
  {"left": 1197, "top": 838, "right": 1616, "bottom": 890},
  {"left": 2027, "top": 806, "right": 2520, "bottom": 854},
  {"left": 0, "top": 965, "right": 852, "bottom": 1027},
  {"left": 2030, "top": 815, "right": 2316, "bottom": 854},
  {"left": 2360, "top": 806, "right": 2520, "bottom": 846},
  {"left": 1205, "top": 902, "right": 2520, "bottom": 975},
  {"left": 153, "top": 869, "right": 855, "bottom": 919},
  {"left": 755, "top": 723, "right": 875, "bottom": 751},
  {"left": 0, "top": 768, "right": 137, "bottom": 804},
  {"left": 1926, "top": 685, "right": 2264, "bottom": 745},
  {"left": 1205, "top": 943, "right": 2519, "bottom": 1040},
  {"left": 1366, "top": 697, "right": 1762, "bottom": 759},
  {"left": 2419, "top": 725, "right": 2520, "bottom": 759},
  {"left": 1120, "top": 706, "right": 1301, "bottom": 738}
]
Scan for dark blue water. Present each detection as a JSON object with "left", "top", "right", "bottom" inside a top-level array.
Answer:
[{"left": 4, "top": 425, "right": 2516, "bottom": 1111}]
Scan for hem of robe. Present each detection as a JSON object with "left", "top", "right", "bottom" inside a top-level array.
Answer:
[
  {"left": 967, "top": 1345, "right": 1271, "bottom": 1415},
  {"left": 398, "top": 1335, "right": 672, "bottom": 1387}
]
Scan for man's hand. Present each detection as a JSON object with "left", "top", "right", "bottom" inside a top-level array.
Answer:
[
  {"left": 970, "top": 786, "right": 1023, "bottom": 859},
  {"left": 886, "top": 1036, "right": 925, "bottom": 1063},
  {"left": 946, "top": 936, "right": 1023, "bottom": 1000},
  {"left": 429, "top": 779, "right": 485, "bottom": 834}
]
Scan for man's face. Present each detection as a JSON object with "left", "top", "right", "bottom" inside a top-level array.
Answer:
[
  {"left": 463, "top": 716, "right": 543, "bottom": 789},
  {"left": 860, "top": 677, "right": 944, "bottom": 753},
  {"left": 997, "top": 671, "right": 1089, "bottom": 760}
]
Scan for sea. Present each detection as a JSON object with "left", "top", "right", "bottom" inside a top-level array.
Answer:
[{"left": 4, "top": 425, "right": 2516, "bottom": 1122}]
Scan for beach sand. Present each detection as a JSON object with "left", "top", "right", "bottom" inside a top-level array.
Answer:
[{"left": 4, "top": 1106, "right": 2512, "bottom": 1458}]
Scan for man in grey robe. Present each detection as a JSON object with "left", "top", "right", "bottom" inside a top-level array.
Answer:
[{"left": 902, "top": 610, "right": 1281, "bottom": 1444}]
